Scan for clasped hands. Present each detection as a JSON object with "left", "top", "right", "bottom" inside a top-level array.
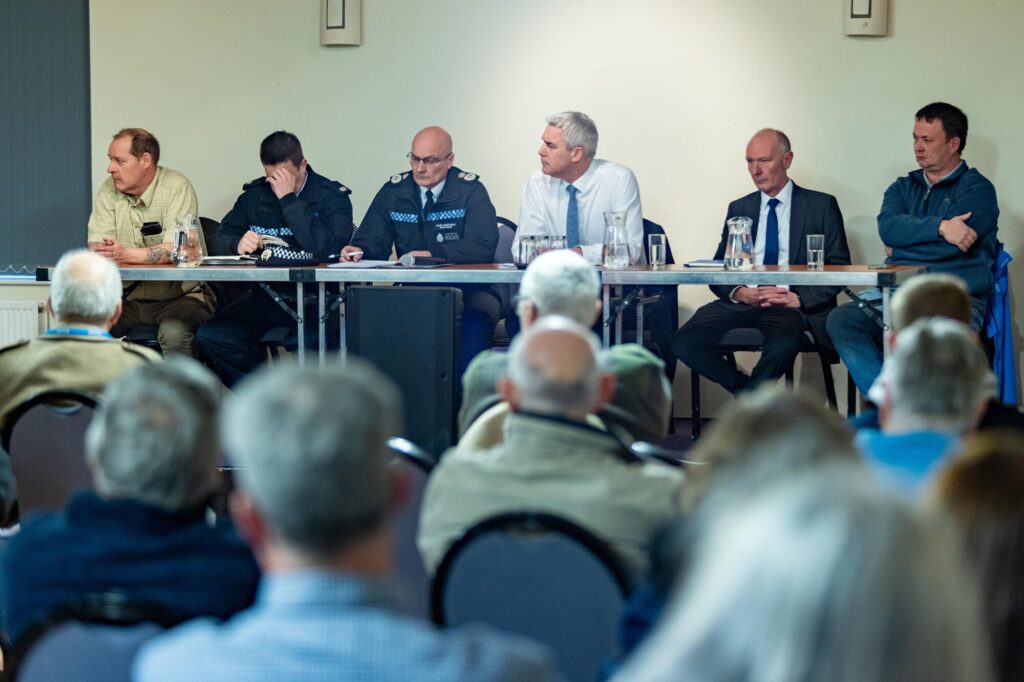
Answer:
[{"left": 734, "top": 286, "right": 801, "bottom": 308}]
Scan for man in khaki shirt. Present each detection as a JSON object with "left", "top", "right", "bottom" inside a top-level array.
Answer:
[
  {"left": 0, "top": 250, "right": 160, "bottom": 430},
  {"left": 87, "top": 128, "right": 214, "bottom": 355}
]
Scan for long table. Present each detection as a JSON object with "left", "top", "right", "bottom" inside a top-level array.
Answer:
[
  {"left": 37, "top": 262, "right": 924, "bottom": 366},
  {"left": 36, "top": 264, "right": 313, "bottom": 362},
  {"left": 313, "top": 263, "right": 924, "bottom": 361}
]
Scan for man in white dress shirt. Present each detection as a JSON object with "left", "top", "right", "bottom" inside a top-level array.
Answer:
[{"left": 515, "top": 111, "right": 644, "bottom": 265}]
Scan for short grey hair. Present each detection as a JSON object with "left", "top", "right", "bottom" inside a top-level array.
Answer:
[
  {"left": 85, "top": 357, "right": 222, "bottom": 512},
  {"left": 222, "top": 362, "right": 401, "bottom": 555},
  {"left": 619, "top": 465, "right": 991, "bottom": 682},
  {"left": 50, "top": 249, "right": 122, "bottom": 325},
  {"left": 506, "top": 315, "right": 603, "bottom": 417},
  {"left": 518, "top": 249, "right": 600, "bottom": 325},
  {"left": 884, "top": 317, "right": 994, "bottom": 432},
  {"left": 682, "top": 384, "right": 860, "bottom": 512},
  {"left": 546, "top": 111, "right": 598, "bottom": 159}
]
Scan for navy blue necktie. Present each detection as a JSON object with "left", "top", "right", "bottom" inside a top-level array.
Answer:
[
  {"left": 422, "top": 189, "right": 435, "bottom": 222},
  {"left": 566, "top": 185, "right": 580, "bottom": 248},
  {"left": 763, "top": 197, "right": 780, "bottom": 266}
]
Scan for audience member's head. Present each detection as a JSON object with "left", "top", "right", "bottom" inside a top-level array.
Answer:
[
  {"left": 682, "top": 385, "right": 860, "bottom": 513},
  {"left": 890, "top": 273, "right": 972, "bottom": 336},
  {"left": 879, "top": 318, "right": 993, "bottom": 434},
  {"left": 616, "top": 465, "right": 991, "bottom": 682},
  {"left": 929, "top": 430, "right": 1024, "bottom": 682},
  {"left": 48, "top": 249, "right": 123, "bottom": 328},
  {"left": 501, "top": 315, "right": 613, "bottom": 422},
  {"left": 516, "top": 249, "right": 601, "bottom": 328},
  {"left": 85, "top": 357, "right": 221, "bottom": 512},
  {"left": 222, "top": 362, "right": 401, "bottom": 568}
]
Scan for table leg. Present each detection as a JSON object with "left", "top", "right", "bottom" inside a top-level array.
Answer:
[
  {"left": 602, "top": 284, "right": 611, "bottom": 348},
  {"left": 318, "top": 282, "right": 326, "bottom": 368},
  {"left": 614, "top": 284, "right": 623, "bottom": 345},
  {"left": 296, "top": 282, "right": 304, "bottom": 365}
]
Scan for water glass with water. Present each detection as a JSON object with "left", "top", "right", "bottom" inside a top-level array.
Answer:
[
  {"left": 648, "top": 234, "right": 666, "bottom": 268},
  {"left": 807, "top": 234, "right": 824, "bottom": 270}
]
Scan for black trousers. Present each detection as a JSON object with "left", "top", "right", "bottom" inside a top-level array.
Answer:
[{"left": 671, "top": 300, "right": 806, "bottom": 394}]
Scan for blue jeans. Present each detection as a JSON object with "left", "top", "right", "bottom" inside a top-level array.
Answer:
[{"left": 827, "top": 287, "right": 988, "bottom": 395}]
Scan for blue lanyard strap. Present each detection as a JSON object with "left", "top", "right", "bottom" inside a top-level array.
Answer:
[{"left": 46, "top": 328, "right": 114, "bottom": 339}]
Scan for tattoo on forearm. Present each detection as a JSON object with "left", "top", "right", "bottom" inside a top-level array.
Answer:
[{"left": 145, "top": 246, "right": 170, "bottom": 263}]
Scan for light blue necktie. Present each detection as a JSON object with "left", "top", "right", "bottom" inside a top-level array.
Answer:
[
  {"left": 566, "top": 184, "right": 580, "bottom": 248},
  {"left": 763, "top": 197, "right": 780, "bottom": 266}
]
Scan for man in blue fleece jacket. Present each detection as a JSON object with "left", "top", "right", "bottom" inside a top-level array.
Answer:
[{"left": 827, "top": 102, "right": 999, "bottom": 394}]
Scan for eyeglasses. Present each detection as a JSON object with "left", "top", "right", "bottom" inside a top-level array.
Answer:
[{"left": 407, "top": 152, "right": 452, "bottom": 167}]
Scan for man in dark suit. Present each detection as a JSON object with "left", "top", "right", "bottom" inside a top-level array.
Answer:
[{"left": 672, "top": 129, "right": 850, "bottom": 394}]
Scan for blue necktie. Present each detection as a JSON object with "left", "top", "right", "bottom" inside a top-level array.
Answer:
[
  {"left": 763, "top": 197, "right": 780, "bottom": 266},
  {"left": 566, "top": 184, "right": 580, "bottom": 248}
]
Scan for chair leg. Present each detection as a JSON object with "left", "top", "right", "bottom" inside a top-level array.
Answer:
[
  {"left": 847, "top": 373, "right": 858, "bottom": 418},
  {"left": 819, "top": 354, "right": 839, "bottom": 411},
  {"left": 690, "top": 371, "right": 701, "bottom": 441}
]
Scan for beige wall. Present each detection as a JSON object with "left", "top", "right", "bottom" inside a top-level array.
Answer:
[{"left": 88, "top": 0, "right": 1024, "bottom": 408}]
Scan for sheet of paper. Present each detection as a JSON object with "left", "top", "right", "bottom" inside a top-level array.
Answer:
[{"left": 326, "top": 260, "right": 393, "bottom": 269}]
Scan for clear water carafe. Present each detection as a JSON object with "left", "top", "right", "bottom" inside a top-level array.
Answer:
[
  {"left": 724, "top": 216, "right": 753, "bottom": 270},
  {"left": 172, "top": 214, "right": 204, "bottom": 267},
  {"left": 603, "top": 211, "right": 630, "bottom": 269}
]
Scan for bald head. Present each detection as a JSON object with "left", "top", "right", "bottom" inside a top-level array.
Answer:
[
  {"left": 502, "top": 316, "right": 610, "bottom": 420},
  {"left": 410, "top": 126, "right": 454, "bottom": 189},
  {"left": 50, "top": 249, "right": 123, "bottom": 327}
]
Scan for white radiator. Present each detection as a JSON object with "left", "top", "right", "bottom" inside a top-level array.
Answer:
[{"left": 0, "top": 302, "right": 46, "bottom": 347}]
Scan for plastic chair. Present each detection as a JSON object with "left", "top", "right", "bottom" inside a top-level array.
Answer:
[
  {"left": 606, "top": 219, "right": 679, "bottom": 381},
  {"left": 492, "top": 216, "right": 518, "bottom": 347},
  {"left": 431, "top": 511, "right": 630, "bottom": 682},
  {"left": 689, "top": 328, "right": 843, "bottom": 440},
  {"left": 9, "top": 592, "right": 182, "bottom": 682},
  {"left": 388, "top": 437, "right": 437, "bottom": 619},
  {"left": 1, "top": 390, "right": 99, "bottom": 522}
]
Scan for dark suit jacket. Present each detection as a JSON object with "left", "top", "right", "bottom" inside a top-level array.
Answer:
[{"left": 710, "top": 183, "right": 850, "bottom": 349}]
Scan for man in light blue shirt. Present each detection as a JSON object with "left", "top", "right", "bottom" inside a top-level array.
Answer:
[
  {"left": 135, "top": 363, "right": 561, "bottom": 682},
  {"left": 856, "top": 317, "right": 993, "bottom": 495}
]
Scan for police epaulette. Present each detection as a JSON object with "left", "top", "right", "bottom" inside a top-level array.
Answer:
[
  {"left": 389, "top": 172, "right": 410, "bottom": 184},
  {"left": 457, "top": 171, "right": 478, "bottom": 183},
  {"left": 243, "top": 177, "right": 268, "bottom": 191}
]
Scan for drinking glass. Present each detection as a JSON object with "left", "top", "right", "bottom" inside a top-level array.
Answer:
[{"left": 807, "top": 234, "right": 824, "bottom": 270}]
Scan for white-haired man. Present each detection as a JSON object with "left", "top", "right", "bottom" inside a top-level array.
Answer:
[
  {"left": 421, "top": 317, "right": 682, "bottom": 580},
  {"left": 0, "top": 249, "right": 160, "bottom": 429},
  {"left": 514, "top": 111, "right": 644, "bottom": 265},
  {"left": 857, "top": 317, "right": 994, "bottom": 494},
  {"left": 136, "top": 363, "right": 561, "bottom": 682},
  {"left": 1, "top": 358, "right": 260, "bottom": 644},
  {"left": 460, "top": 249, "right": 671, "bottom": 444}
]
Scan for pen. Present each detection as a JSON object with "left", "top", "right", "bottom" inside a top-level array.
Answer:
[{"left": 347, "top": 250, "right": 364, "bottom": 259}]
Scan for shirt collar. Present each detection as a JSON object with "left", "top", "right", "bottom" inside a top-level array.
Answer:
[
  {"left": 923, "top": 160, "right": 964, "bottom": 188},
  {"left": 421, "top": 178, "right": 446, "bottom": 204},
  {"left": 128, "top": 166, "right": 162, "bottom": 208},
  {"left": 760, "top": 179, "right": 794, "bottom": 207},
  {"left": 564, "top": 158, "right": 601, "bottom": 193}
]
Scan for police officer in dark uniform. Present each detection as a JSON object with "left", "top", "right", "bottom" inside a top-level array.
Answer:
[
  {"left": 342, "top": 126, "right": 499, "bottom": 375},
  {"left": 196, "top": 131, "right": 353, "bottom": 386}
]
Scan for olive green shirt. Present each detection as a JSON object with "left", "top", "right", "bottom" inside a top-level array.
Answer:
[
  {"left": 87, "top": 166, "right": 206, "bottom": 301},
  {"left": 0, "top": 333, "right": 161, "bottom": 430}
]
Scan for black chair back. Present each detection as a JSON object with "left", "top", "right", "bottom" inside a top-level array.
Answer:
[
  {"left": 10, "top": 592, "right": 182, "bottom": 682},
  {"left": 432, "top": 511, "right": 630, "bottom": 682},
  {"left": 388, "top": 437, "right": 438, "bottom": 618},
  {"left": 2, "top": 390, "right": 99, "bottom": 521}
]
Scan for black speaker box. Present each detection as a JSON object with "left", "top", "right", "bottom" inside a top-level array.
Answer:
[{"left": 345, "top": 286, "right": 461, "bottom": 455}]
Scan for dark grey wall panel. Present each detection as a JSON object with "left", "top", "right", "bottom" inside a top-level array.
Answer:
[{"left": 0, "top": 0, "right": 90, "bottom": 272}]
